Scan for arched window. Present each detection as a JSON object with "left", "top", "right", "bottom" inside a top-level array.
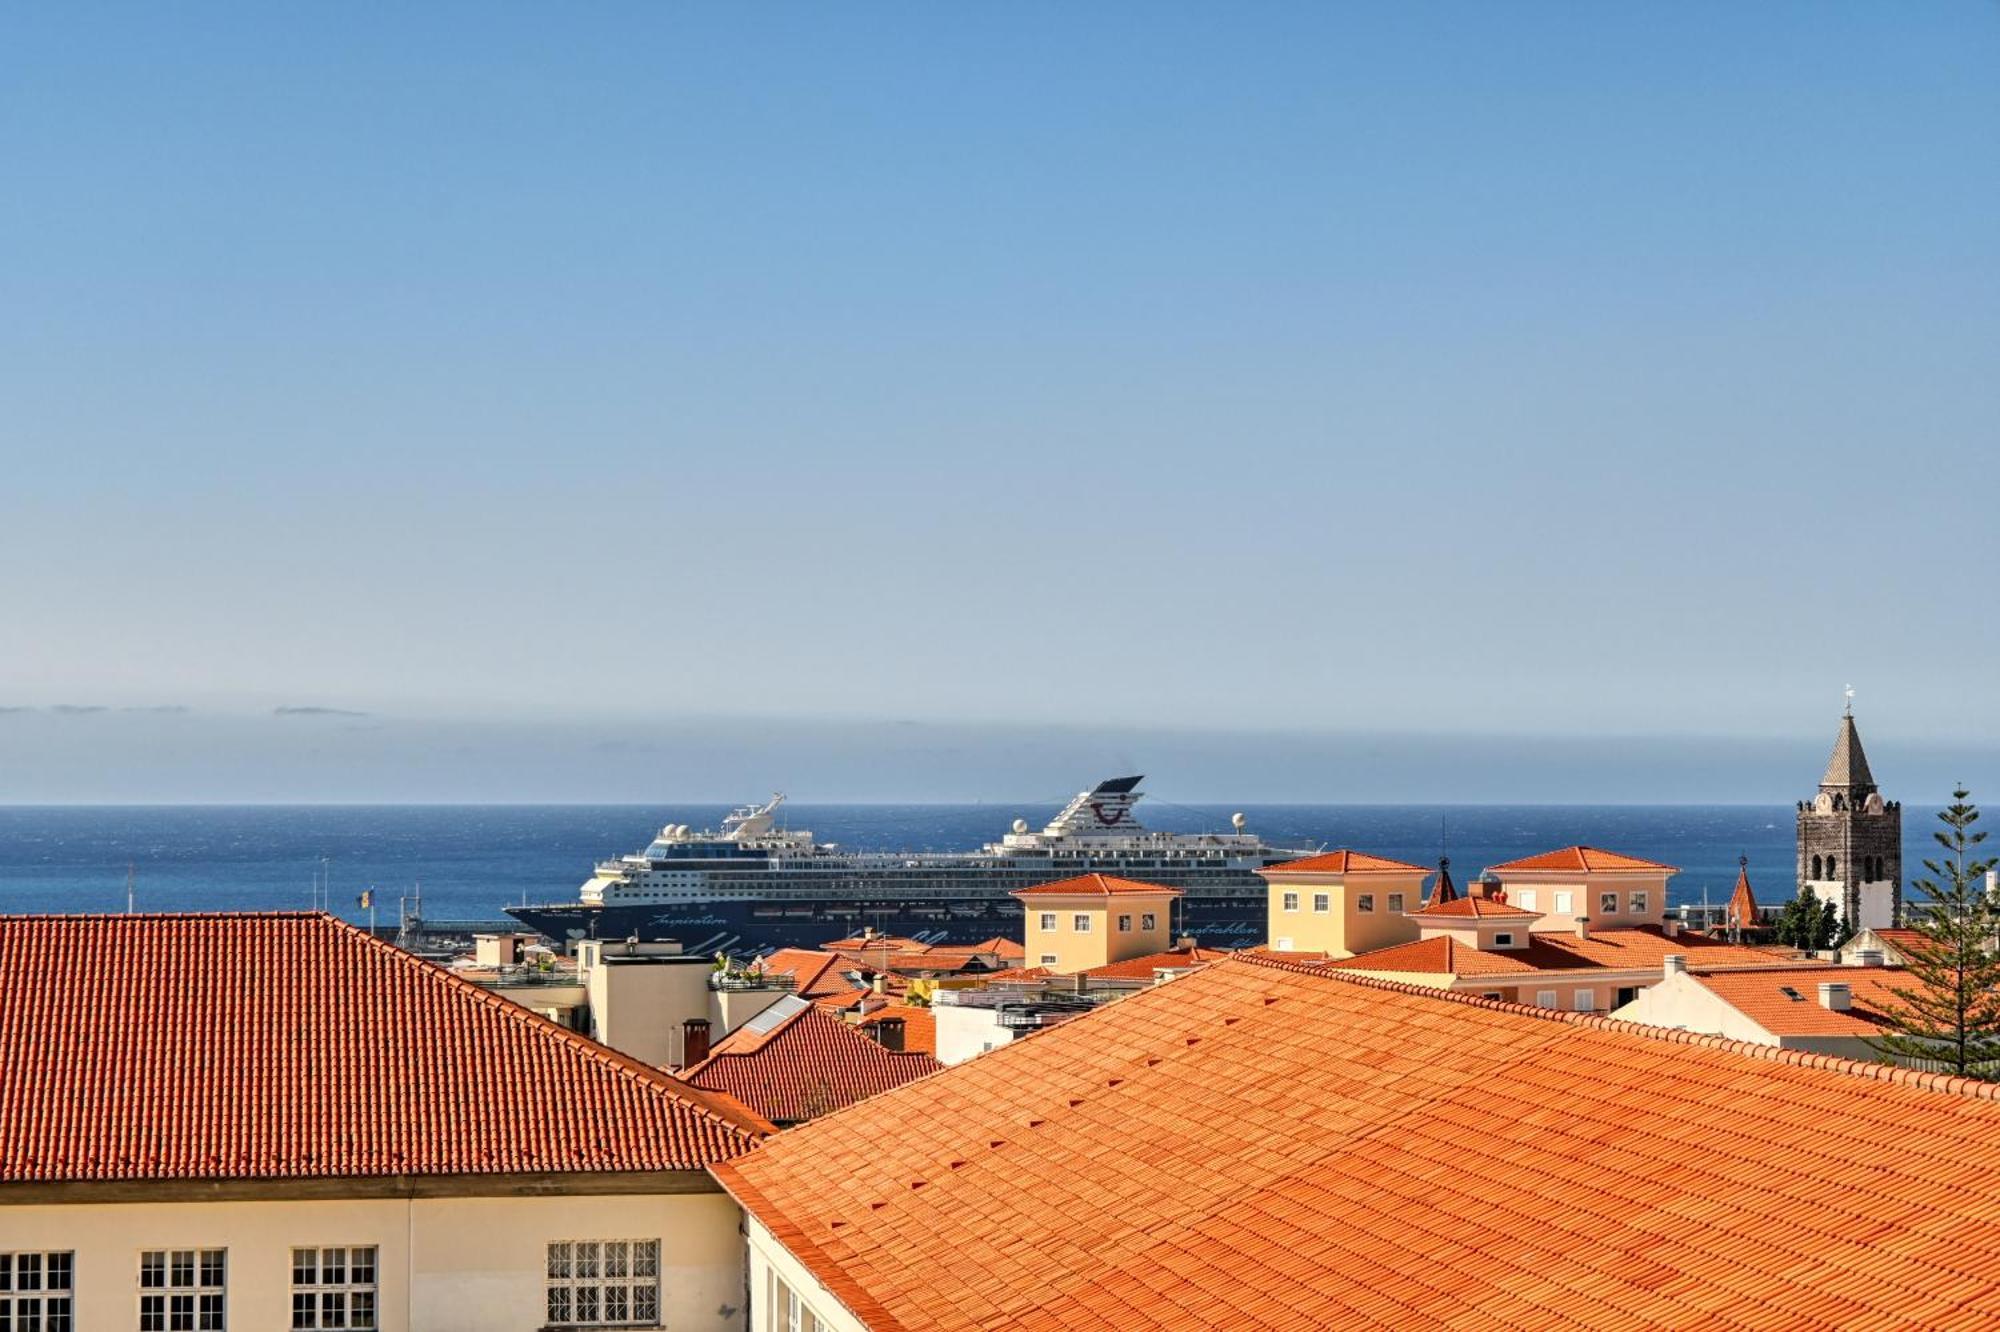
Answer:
[
  {"left": 1812, "top": 855, "right": 1823, "bottom": 880},
  {"left": 1827, "top": 856, "right": 1838, "bottom": 879}
]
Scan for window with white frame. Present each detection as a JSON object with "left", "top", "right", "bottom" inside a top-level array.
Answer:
[
  {"left": 1140, "top": 912, "right": 1156, "bottom": 930},
  {"left": 1038, "top": 912, "right": 1057, "bottom": 931},
  {"left": 1387, "top": 892, "right": 1404, "bottom": 913},
  {"left": 1071, "top": 914, "right": 1091, "bottom": 932},
  {"left": 1, "top": 1251, "right": 74, "bottom": 1332},
  {"left": 1553, "top": 891, "right": 1573, "bottom": 914},
  {"left": 1356, "top": 894, "right": 1375, "bottom": 913},
  {"left": 291, "top": 1247, "right": 376, "bottom": 1330},
  {"left": 1535, "top": 990, "right": 1558, "bottom": 1008},
  {"left": 1117, "top": 914, "right": 1132, "bottom": 931},
  {"left": 1574, "top": 989, "right": 1596, "bottom": 1012},
  {"left": 1281, "top": 892, "right": 1299, "bottom": 913},
  {"left": 775, "top": 1277, "right": 824, "bottom": 1332},
  {"left": 1630, "top": 891, "right": 1649, "bottom": 915},
  {"left": 1493, "top": 932, "right": 1514, "bottom": 947},
  {"left": 545, "top": 1240, "right": 659, "bottom": 1328},
  {"left": 139, "top": 1249, "right": 226, "bottom": 1332},
  {"left": 1599, "top": 892, "right": 1618, "bottom": 916},
  {"left": 1515, "top": 889, "right": 1537, "bottom": 911},
  {"left": 1311, "top": 893, "right": 1329, "bottom": 914}
]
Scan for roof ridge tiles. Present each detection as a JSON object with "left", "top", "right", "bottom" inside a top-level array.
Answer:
[{"left": 1238, "top": 952, "right": 2000, "bottom": 1102}]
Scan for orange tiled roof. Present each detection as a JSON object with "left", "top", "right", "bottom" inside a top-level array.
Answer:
[
  {"left": 1011, "top": 873, "right": 1183, "bottom": 899},
  {"left": 714, "top": 952, "right": 2000, "bottom": 1331},
  {"left": 683, "top": 1002, "right": 941, "bottom": 1126},
  {"left": 0, "top": 913, "right": 764, "bottom": 1183},
  {"left": 855, "top": 1003, "right": 938, "bottom": 1057},
  {"left": 1412, "top": 893, "right": 1539, "bottom": 920},
  {"left": 760, "top": 948, "right": 860, "bottom": 998},
  {"left": 1260, "top": 849, "right": 1430, "bottom": 875},
  {"left": 1692, "top": 967, "right": 1903, "bottom": 1038},
  {"left": 1729, "top": 861, "right": 1760, "bottom": 928},
  {"left": 1079, "top": 946, "right": 1230, "bottom": 983},
  {"left": 1488, "top": 845, "right": 1680, "bottom": 873},
  {"left": 1331, "top": 927, "right": 1810, "bottom": 978}
]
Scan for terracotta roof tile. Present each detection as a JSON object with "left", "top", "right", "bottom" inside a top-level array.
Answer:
[
  {"left": 1331, "top": 927, "right": 1811, "bottom": 978},
  {"left": 1079, "top": 946, "right": 1230, "bottom": 983},
  {"left": 683, "top": 1002, "right": 941, "bottom": 1126},
  {"left": 715, "top": 953, "right": 2000, "bottom": 1331},
  {"left": 1412, "top": 894, "right": 1539, "bottom": 920},
  {"left": 1487, "top": 845, "right": 1680, "bottom": 874},
  {"left": 1259, "top": 850, "right": 1430, "bottom": 875},
  {"left": 1728, "top": 860, "right": 1761, "bottom": 929},
  {"left": 855, "top": 1003, "right": 938, "bottom": 1057},
  {"left": 0, "top": 913, "right": 763, "bottom": 1183},
  {"left": 1692, "top": 967, "right": 1904, "bottom": 1038},
  {"left": 760, "top": 948, "right": 860, "bottom": 998},
  {"left": 1010, "top": 873, "right": 1183, "bottom": 899}
]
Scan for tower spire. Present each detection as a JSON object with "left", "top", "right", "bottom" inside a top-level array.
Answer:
[{"left": 1820, "top": 708, "right": 1876, "bottom": 793}]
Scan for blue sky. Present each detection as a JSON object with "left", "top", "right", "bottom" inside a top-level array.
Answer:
[{"left": 3, "top": 4, "right": 1997, "bottom": 800}]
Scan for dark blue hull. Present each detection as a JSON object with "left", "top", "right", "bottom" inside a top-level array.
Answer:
[{"left": 505, "top": 892, "right": 1270, "bottom": 955}]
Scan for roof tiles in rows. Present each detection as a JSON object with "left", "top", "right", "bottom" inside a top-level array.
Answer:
[
  {"left": 1695, "top": 967, "right": 1906, "bottom": 1038},
  {"left": 1259, "top": 850, "right": 1430, "bottom": 875},
  {"left": 0, "top": 913, "right": 764, "bottom": 1184},
  {"left": 1010, "top": 873, "right": 1183, "bottom": 899},
  {"left": 759, "top": 948, "right": 861, "bottom": 999},
  {"left": 682, "top": 1002, "right": 941, "bottom": 1126},
  {"left": 854, "top": 1003, "right": 938, "bottom": 1057},
  {"left": 1330, "top": 927, "right": 1811, "bottom": 978},
  {"left": 1487, "top": 845, "right": 1680, "bottom": 874},
  {"left": 1079, "top": 946, "right": 1231, "bottom": 983},
  {"left": 715, "top": 952, "right": 2000, "bottom": 1332},
  {"left": 1412, "top": 893, "right": 1540, "bottom": 920}
]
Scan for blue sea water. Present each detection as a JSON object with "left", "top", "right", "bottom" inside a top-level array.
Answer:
[{"left": 0, "top": 803, "right": 1945, "bottom": 924}]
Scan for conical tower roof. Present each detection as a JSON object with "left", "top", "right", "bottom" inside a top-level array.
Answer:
[
  {"left": 1426, "top": 857, "right": 1459, "bottom": 909},
  {"left": 1820, "top": 710, "right": 1876, "bottom": 792},
  {"left": 1727, "top": 856, "right": 1758, "bottom": 929}
]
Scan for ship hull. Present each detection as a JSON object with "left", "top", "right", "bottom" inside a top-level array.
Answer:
[{"left": 505, "top": 891, "right": 1270, "bottom": 955}]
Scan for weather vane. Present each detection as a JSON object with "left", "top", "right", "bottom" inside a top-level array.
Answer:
[{"left": 1844, "top": 684, "right": 1855, "bottom": 716}]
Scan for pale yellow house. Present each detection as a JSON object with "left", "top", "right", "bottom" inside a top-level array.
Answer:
[
  {"left": 0, "top": 913, "right": 767, "bottom": 1332},
  {"left": 1256, "top": 850, "right": 1431, "bottom": 957},
  {"left": 1484, "top": 845, "right": 1678, "bottom": 933},
  {"left": 1010, "top": 874, "right": 1180, "bottom": 973}
]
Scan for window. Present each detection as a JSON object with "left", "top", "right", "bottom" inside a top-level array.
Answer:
[
  {"left": 1356, "top": 894, "right": 1375, "bottom": 913},
  {"left": 1811, "top": 855, "right": 1823, "bottom": 880},
  {"left": 1038, "top": 953, "right": 1057, "bottom": 965},
  {"left": 1480, "top": 991, "right": 1503, "bottom": 1000},
  {"left": 1038, "top": 912, "right": 1056, "bottom": 931},
  {"left": 1071, "top": 914, "right": 1091, "bottom": 933},
  {"left": 2, "top": 1251, "right": 75, "bottom": 1332},
  {"left": 1535, "top": 990, "right": 1558, "bottom": 1008},
  {"left": 1493, "top": 932, "right": 1514, "bottom": 947},
  {"left": 1827, "top": 856, "right": 1838, "bottom": 878},
  {"left": 1117, "top": 914, "right": 1131, "bottom": 931},
  {"left": 546, "top": 1240, "right": 659, "bottom": 1328},
  {"left": 1629, "top": 891, "right": 1649, "bottom": 915},
  {"left": 1515, "top": 889, "right": 1537, "bottom": 911},
  {"left": 776, "top": 1278, "right": 823, "bottom": 1332},
  {"left": 1387, "top": 893, "right": 1404, "bottom": 913},
  {"left": 291, "top": 1247, "right": 376, "bottom": 1330},
  {"left": 1615, "top": 986, "right": 1639, "bottom": 1007},
  {"left": 1140, "top": 913, "right": 1156, "bottom": 930},
  {"left": 139, "top": 1249, "right": 225, "bottom": 1332},
  {"left": 1311, "top": 893, "right": 1330, "bottom": 914},
  {"left": 1281, "top": 892, "right": 1299, "bottom": 913},
  {"left": 1574, "top": 989, "right": 1596, "bottom": 1012},
  {"left": 1553, "top": 892, "right": 1573, "bottom": 914},
  {"left": 1598, "top": 892, "right": 1618, "bottom": 916}
]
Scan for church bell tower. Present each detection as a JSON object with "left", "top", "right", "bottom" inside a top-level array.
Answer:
[{"left": 1796, "top": 705, "right": 1901, "bottom": 930}]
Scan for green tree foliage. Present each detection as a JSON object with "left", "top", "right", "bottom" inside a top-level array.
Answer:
[
  {"left": 1870, "top": 788, "right": 2000, "bottom": 1078},
  {"left": 1773, "top": 888, "right": 1841, "bottom": 952}
]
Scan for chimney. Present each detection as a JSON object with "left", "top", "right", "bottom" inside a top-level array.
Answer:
[
  {"left": 1663, "top": 954, "right": 1687, "bottom": 978},
  {"left": 1175, "top": 935, "right": 1197, "bottom": 951},
  {"left": 682, "top": 1018, "right": 711, "bottom": 1067},
  {"left": 1818, "top": 981, "right": 1852, "bottom": 1012},
  {"left": 871, "top": 973, "right": 887, "bottom": 997},
  {"left": 1850, "top": 948, "right": 1885, "bottom": 968},
  {"left": 874, "top": 1017, "right": 906, "bottom": 1053},
  {"left": 1663, "top": 919, "right": 1682, "bottom": 939},
  {"left": 1574, "top": 917, "right": 1591, "bottom": 942}
]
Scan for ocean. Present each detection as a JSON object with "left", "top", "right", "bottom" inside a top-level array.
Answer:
[{"left": 0, "top": 803, "right": 1942, "bottom": 924}]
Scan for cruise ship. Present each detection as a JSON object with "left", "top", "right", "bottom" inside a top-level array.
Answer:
[{"left": 505, "top": 777, "right": 1317, "bottom": 954}]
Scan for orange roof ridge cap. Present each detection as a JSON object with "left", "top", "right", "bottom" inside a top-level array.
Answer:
[
  {"left": 328, "top": 914, "right": 769, "bottom": 1143},
  {"left": 1230, "top": 952, "right": 2000, "bottom": 1102}
]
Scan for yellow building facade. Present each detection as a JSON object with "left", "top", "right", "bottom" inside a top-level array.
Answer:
[
  {"left": 1257, "top": 850, "right": 1432, "bottom": 957},
  {"left": 1010, "top": 874, "right": 1181, "bottom": 973}
]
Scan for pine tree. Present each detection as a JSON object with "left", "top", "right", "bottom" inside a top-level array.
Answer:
[
  {"left": 1870, "top": 788, "right": 2000, "bottom": 1077},
  {"left": 1773, "top": 887, "right": 1839, "bottom": 952}
]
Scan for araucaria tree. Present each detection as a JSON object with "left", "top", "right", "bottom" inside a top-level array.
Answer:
[{"left": 1871, "top": 788, "right": 2000, "bottom": 1078}]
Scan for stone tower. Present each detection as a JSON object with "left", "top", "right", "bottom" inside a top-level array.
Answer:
[{"left": 1796, "top": 708, "right": 1901, "bottom": 929}]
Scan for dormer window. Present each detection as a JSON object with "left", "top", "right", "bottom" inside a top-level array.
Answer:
[{"left": 1493, "top": 932, "right": 1515, "bottom": 947}]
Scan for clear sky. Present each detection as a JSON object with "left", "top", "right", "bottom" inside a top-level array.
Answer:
[{"left": 3, "top": 4, "right": 1997, "bottom": 801}]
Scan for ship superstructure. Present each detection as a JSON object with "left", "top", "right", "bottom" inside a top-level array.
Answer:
[{"left": 507, "top": 777, "right": 1312, "bottom": 953}]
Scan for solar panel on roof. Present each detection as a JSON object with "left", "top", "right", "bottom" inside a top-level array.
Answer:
[{"left": 743, "top": 994, "right": 811, "bottom": 1034}]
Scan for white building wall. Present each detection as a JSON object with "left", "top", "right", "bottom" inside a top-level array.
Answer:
[
  {"left": 1609, "top": 973, "right": 1780, "bottom": 1045},
  {"left": 744, "top": 1213, "right": 868, "bottom": 1332},
  {"left": 0, "top": 1188, "right": 746, "bottom": 1332},
  {"left": 932, "top": 1003, "right": 1016, "bottom": 1066}
]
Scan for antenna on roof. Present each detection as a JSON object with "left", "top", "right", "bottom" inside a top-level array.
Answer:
[
  {"left": 1844, "top": 684, "right": 1855, "bottom": 717},
  {"left": 126, "top": 862, "right": 135, "bottom": 915}
]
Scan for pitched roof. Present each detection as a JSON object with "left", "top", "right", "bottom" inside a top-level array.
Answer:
[
  {"left": 854, "top": 1003, "right": 938, "bottom": 1057},
  {"left": 1486, "top": 845, "right": 1680, "bottom": 874},
  {"left": 1078, "top": 946, "right": 1229, "bottom": 983},
  {"left": 1426, "top": 857, "right": 1459, "bottom": 907},
  {"left": 1259, "top": 849, "right": 1430, "bottom": 875},
  {"left": 1691, "top": 967, "right": 1903, "bottom": 1038},
  {"left": 1010, "top": 873, "right": 1182, "bottom": 899},
  {"left": 760, "top": 948, "right": 859, "bottom": 998},
  {"left": 682, "top": 1001, "right": 941, "bottom": 1125},
  {"left": 0, "top": 913, "right": 764, "bottom": 1184},
  {"left": 1728, "top": 859, "right": 1760, "bottom": 928},
  {"left": 715, "top": 953, "right": 2000, "bottom": 1332},
  {"left": 1412, "top": 893, "right": 1539, "bottom": 920},
  {"left": 1330, "top": 926, "right": 1808, "bottom": 978},
  {"left": 1821, "top": 710, "right": 1877, "bottom": 790}
]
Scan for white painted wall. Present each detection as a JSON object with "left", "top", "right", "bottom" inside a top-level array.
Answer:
[
  {"left": 0, "top": 1189, "right": 746, "bottom": 1331},
  {"left": 933, "top": 1001, "right": 1016, "bottom": 1066},
  {"left": 743, "top": 1214, "right": 867, "bottom": 1332},
  {"left": 1609, "top": 972, "right": 1779, "bottom": 1045}
]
